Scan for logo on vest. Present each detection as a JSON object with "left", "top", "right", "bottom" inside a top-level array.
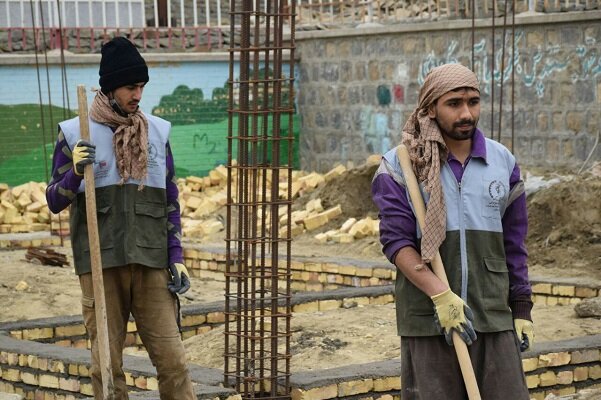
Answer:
[
  {"left": 147, "top": 142, "right": 160, "bottom": 172},
  {"left": 94, "top": 159, "right": 110, "bottom": 180},
  {"left": 488, "top": 180, "right": 507, "bottom": 201}
]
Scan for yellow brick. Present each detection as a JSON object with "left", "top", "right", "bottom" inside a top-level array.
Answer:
[
  {"left": 125, "top": 372, "right": 134, "bottom": 386},
  {"left": 197, "top": 326, "right": 212, "bottom": 334},
  {"left": 134, "top": 376, "right": 147, "bottom": 389},
  {"left": 532, "top": 283, "right": 552, "bottom": 294},
  {"left": 306, "top": 282, "right": 323, "bottom": 292},
  {"left": 539, "top": 352, "right": 570, "bottom": 367},
  {"left": 574, "top": 366, "right": 589, "bottom": 381},
  {"left": 39, "top": 374, "right": 60, "bottom": 388},
  {"left": 291, "top": 384, "right": 338, "bottom": 400},
  {"left": 21, "top": 371, "right": 38, "bottom": 385},
  {"left": 373, "top": 376, "right": 401, "bottom": 391},
  {"left": 147, "top": 376, "right": 159, "bottom": 391},
  {"left": 7, "top": 353, "right": 19, "bottom": 366},
  {"left": 68, "top": 364, "right": 79, "bottom": 376},
  {"left": 557, "top": 387, "right": 576, "bottom": 395},
  {"left": 589, "top": 365, "right": 601, "bottom": 379},
  {"left": 322, "top": 263, "right": 340, "bottom": 274},
  {"left": 181, "top": 314, "right": 207, "bottom": 327},
  {"left": 80, "top": 382, "right": 94, "bottom": 396},
  {"left": 354, "top": 267, "right": 372, "bottom": 278},
  {"left": 551, "top": 285, "right": 575, "bottom": 297},
  {"left": 539, "top": 371, "right": 556, "bottom": 387},
  {"left": 127, "top": 321, "right": 137, "bottom": 333},
  {"left": 372, "top": 268, "right": 392, "bottom": 279},
  {"left": 338, "top": 265, "right": 357, "bottom": 276},
  {"left": 55, "top": 325, "right": 87, "bottom": 337},
  {"left": 318, "top": 300, "right": 342, "bottom": 311},
  {"left": 376, "top": 395, "right": 394, "bottom": 400},
  {"left": 22, "top": 328, "right": 54, "bottom": 340},
  {"left": 575, "top": 287, "right": 597, "bottom": 298},
  {"left": 78, "top": 364, "right": 90, "bottom": 377},
  {"left": 2, "top": 368, "right": 20, "bottom": 382},
  {"left": 59, "top": 376, "right": 80, "bottom": 392},
  {"left": 181, "top": 330, "right": 196, "bottom": 340},
  {"left": 556, "top": 370, "right": 573, "bottom": 385},
  {"left": 207, "top": 312, "right": 225, "bottom": 323},
  {"left": 338, "top": 379, "right": 374, "bottom": 396},
  {"left": 571, "top": 349, "right": 600, "bottom": 364},
  {"left": 18, "top": 354, "right": 27, "bottom": 367},
  {"left": 557, "top": 297, "right": 571, "bottom": 305},
  {"left": 546, "top": 296, "right": 558, "bottom": 306},
  {"left": 9, "top": 331, "right": 23, "bottom": 340},
  {"left": 291, "top": 281, "right": 306, "bottom": 292},
  {"left": 304, "top": 262, "right": 322, "bottom": 272},
  {"left": 293, "top": 302, "right": 319, "bottom": 313},
  {"left": 50, "top": 360, "right": 65, "bottom": 373},
  {"left": 522, "top": 357, "right": 539, "bottom": 372},
  {"left": 525, "top": 374, "right": 540, "bottom": 389}
]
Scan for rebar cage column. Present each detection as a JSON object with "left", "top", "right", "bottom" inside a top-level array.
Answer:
[{"left": 224, "top": 0, "right": 296, "bottom": 398}]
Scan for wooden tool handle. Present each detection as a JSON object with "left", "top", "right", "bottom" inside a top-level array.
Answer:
[
  {"left": 397, "top": 144, "right": 481, "bottom": 400},
  {"left": 77, "top": 85, "right": 115, "bottom": 399}
]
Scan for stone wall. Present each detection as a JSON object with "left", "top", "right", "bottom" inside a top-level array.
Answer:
[{"left": 295, "top": 11, "right": 601, "bottom": 171}]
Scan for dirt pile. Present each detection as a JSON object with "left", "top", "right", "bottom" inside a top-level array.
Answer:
[{"left": 526, "top": 175, "right": 601, "bottom": 280}]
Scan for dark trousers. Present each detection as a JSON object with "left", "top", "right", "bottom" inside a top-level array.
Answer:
[
  {"left": 80, "top": 264, "right": 195, "bottom": 400},
  {"left": 401, "top": 331, "right": 530, "bottom": 400}
]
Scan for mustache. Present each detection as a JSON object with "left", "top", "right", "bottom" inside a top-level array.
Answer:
[{"left": 454, "top": 119, "right": 475, "bottom": 127}]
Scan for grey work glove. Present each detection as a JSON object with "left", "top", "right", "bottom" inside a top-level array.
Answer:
[
  {"left": 168, "top": 262, "right": 191, "bottom": 294},
  {"left": 431, "top": 289, "right": 477, "bottom": 346},
  {"left": 72, "top": 139, "right": 96, "bottom": 175}
]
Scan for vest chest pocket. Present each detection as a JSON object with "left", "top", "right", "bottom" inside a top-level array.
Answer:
[
  {"left": 481, "top": 257, "right": 510, "bottom": 311},
  {"left": 134, "top": 202, "right": 167, "bottom": 249}
]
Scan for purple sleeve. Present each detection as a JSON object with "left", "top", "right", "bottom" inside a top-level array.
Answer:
[
  {"left": 166, "top": 141, "right": 183, "bottom": 265},
  {"left": 371, "top": 169, "right": 418, "bottom": 264},
  {"left": 46, "top": 129, "right": 83, "bottom": 213},
  {"left": 503, "top": 162, "right": 532, "bottom": 320}
]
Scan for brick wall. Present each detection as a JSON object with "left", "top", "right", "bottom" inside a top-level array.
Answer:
[{"left": 295, "top": 11, "right": 601, "bottom": 172}]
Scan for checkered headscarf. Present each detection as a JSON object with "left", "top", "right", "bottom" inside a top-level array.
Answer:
[{"left": 401, "top": 63, "right": 480, "bottom": 263}]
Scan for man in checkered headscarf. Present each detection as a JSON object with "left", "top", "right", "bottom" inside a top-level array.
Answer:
[{"left": 372, "top": 63, "right": 533, "bottom": 399}]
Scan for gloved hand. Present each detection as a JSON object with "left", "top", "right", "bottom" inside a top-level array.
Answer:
[
  {"left": 431, "top": 288, "right": 477, "bottom": 346},
  {"left": 72, "top": 140, "right": 96, "bottom": 175},
  {"left": 514, "top": 318, "right": 534, "bottom": 352},
  {"left": 168, "top": 263, "right": 191, "bottom": 294}
]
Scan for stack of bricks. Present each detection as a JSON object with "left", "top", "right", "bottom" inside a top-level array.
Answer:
[
  {"left": 531, "top": 278, "right": 600, "bottom": 306},
  {"left": 0, "top": 234, "right": 61, "bottom": 249}
]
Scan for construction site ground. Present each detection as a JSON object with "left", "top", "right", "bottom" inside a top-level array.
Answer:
[{"left": 1, "top": 164, "right": 601, "bottom": 396}]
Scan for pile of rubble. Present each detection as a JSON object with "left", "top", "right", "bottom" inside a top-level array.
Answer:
[{"left": 0, "top": 159, "right": 381, "bottom": 246}]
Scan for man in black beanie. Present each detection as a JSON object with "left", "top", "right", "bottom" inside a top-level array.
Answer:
[{"left": 46, "top": 36, "right": 195, "bottom": 399}]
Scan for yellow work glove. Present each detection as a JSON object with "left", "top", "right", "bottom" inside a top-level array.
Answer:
[
  {"left": 72, "top": 140, "right": 96, "bottom": 176},
  {"left": 168, "top": 263, "right": 191, "bottom": 294},
  {"left": 514, "top": 318, "right": 534, "bottom": 352},
  {"left": 431, "top": 289, "right": 477, "bottom": 346}
]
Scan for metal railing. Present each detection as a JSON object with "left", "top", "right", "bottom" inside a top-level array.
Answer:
[{"left": 2, "top": 0, "right": 596, "bottom": 30}]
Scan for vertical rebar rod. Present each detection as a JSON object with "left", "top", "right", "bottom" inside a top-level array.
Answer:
[
  {"left": 225, "top": 0, "right": 295, "bottom": 398},
  {"left": 497, "top": 0, "right": 508, "bottom": 142}
]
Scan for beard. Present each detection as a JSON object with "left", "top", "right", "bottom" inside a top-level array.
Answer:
[{"left": 438, "top": 117, "right": 478, "bottom": 141}]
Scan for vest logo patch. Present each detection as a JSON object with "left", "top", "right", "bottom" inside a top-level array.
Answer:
[{"left": 488, "top": 180, "right": 507, "bottom": 201}]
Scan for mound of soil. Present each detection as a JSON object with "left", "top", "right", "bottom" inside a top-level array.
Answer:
[{"left": 526, "top": 175, "right": 601, "bottom": 280}]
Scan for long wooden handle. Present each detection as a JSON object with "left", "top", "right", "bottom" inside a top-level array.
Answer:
[
  {"left": 397, "top": 144, "right": 481, "bottom": 400},
  {"left": 77, "top": 85, "right": 115, "bottom": 400}
]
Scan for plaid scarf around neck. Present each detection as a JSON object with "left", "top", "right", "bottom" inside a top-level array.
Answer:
[
  {"left": 401, "top": 64, "right": 480, "bottom": 263},
  {"left": 89, "top": 90, "right": 149, "bottom": 188}
]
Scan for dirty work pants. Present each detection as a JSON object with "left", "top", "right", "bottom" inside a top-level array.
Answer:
[
  {"left": 80, "top": 264, "right": 195, "bottom": 400},
  {"left": 401, "top": 331, "right": 529, "bottom": 400}
]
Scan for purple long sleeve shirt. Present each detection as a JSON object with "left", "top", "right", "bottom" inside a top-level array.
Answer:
[
  {"left": 372, "top": 129, "right": 532, "bottom": 320},
  {"left": 46, "top": 127, "right": 184, "bottom": 265}
]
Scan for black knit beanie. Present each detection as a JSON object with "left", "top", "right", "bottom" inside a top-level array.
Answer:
[{"left": 99, "top": 37, "right": 149, "bottom": 93}]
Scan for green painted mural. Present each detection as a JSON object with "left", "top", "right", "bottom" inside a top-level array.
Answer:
[{"left": 0, "top": 83, "right": 299, "bottom": 186}]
